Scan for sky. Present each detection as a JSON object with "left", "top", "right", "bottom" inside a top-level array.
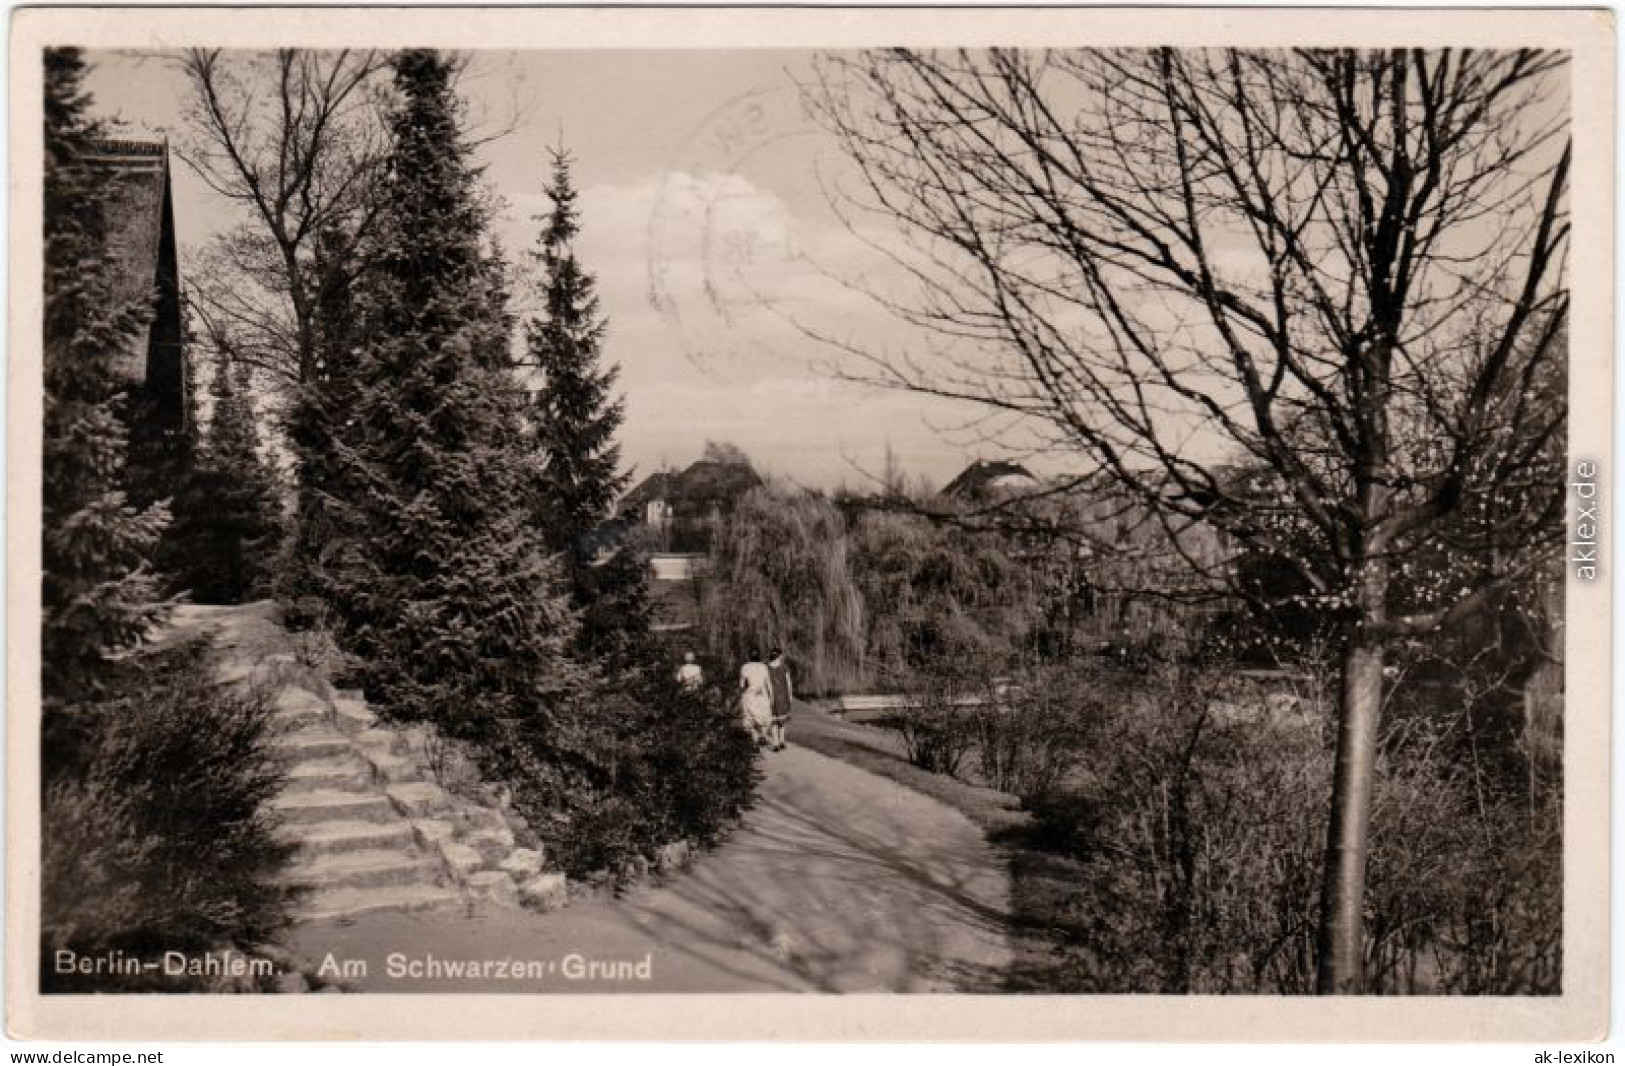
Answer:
[{"left": 83, "top": 48, "right": 1020, "bottom": 492}]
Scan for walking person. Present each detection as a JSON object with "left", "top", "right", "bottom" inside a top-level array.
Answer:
[
  {"left": 738, "top": 649, "right": 774, "bottom": 748},
  {"left": 766, "top": 646, "right": 793, "bottom": 752}
]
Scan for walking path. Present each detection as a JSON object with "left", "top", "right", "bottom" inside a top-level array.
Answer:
[{"left": 285, "top": 744, "right": 1013, "bottom": 992}]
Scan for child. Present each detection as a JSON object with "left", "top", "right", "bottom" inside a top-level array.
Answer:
[{"left": 676, "top": 651, "right": 704, "bottom": 691}]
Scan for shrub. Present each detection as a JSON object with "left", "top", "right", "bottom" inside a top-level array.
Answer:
[
  {"left": 1024, "top": 665, "right": 1561, "bottom": 994},
  {"left": 494, "top": 651, "right": 759, "bottom": 885},
  {"left": 40, "top": 645, "right": 297, "bottom": 991},
  {"left": 890, "top": 672, "right": 979, "bottom": 777},
  {"left": 1360, "top": 709, "right": 1563, "bottom": 994},
  {"left": 1024, "top": 668, "right": 1332, "bottom": 992},
  {"left": 971, "top": 663, "right": 1101, "bottom": 802}
]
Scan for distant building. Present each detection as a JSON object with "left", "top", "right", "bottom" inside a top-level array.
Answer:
[
  {"left": 87, "top": 138, "right": 186, "bottom": 435},
  {"left": 611, "top": 459, "right": 758, "bottom": 633},
  {"left": 619, "top": 470, "right": 677, "bottom": 532},
  {"left": 617, "top": 459, "right": 761, "bottom": 552}
]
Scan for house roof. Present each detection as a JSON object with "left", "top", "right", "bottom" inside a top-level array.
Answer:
[
  {"left": 84, "top": 138, "right": 174, "bottom": 388},
  {"left": 620, "top": 470, "right": 676, "bottom": 511},
  {"left": 941, "top": 459, "right": 1037, "bottom": 500},
  {"left": 618, "top": 460, "right": 761, "bottom": 516}
]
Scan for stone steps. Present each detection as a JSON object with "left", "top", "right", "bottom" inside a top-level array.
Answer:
[
  {"left": 282, "top": 848, "right": 444, "bottom": 891},
  {"left": 272, "top": 788, "right": 400, "bottom": 826},
  {"left": 283, "top": 819, "right": 417, "bottom": 857},
  {"left": 283, "top": 756, "right": 374, "bottom": 794},
  {"left": 168, "top": 603, "right": 562, "bottom": 928},
  {"left": 256, "top": 680, "right": 479, "bottom": 923},
  {"left": 301, "top": 883, "right": 467, "bottom": 923},
  {"left": 182, "top": 605, "right": 570, "bottom": 928}
]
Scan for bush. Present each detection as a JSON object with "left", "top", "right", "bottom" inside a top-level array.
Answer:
[
  {"left": 893, "top": 702, "right": 976, "bottom": 778},
  {"left": 971, "top": 663, "right": 1101, "bottom": 802},
  {"left": 1360, "top": 709, "right": 1563, "bottom": 994},
  {"left": 1024, "top": 668, "right": 1332, "bottom": 992},
  {"left": 492, "top": 650, "right": 759, "bottom": 885},
  {"left": 40, "top": 645, "right": 297, "bottom": 991},
  {"left": 884, "top": 657, "right": 1101, "bottom": 796},
  {"left": 1024, "top": 665, "right": 1561, "bottom": 993}
]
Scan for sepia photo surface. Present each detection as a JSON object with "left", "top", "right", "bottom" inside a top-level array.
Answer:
[{"left": 7, "top": 6, "right": 1613, "bottom": 1042}]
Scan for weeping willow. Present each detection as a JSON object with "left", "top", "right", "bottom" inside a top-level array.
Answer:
[
  {"left": 696, "top": 489, "right": 867, "bottom": 694},
  {"left": 698, "top": 489, "right": 1044, "bottom": 694}
]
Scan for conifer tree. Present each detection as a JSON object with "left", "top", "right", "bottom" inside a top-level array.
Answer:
[
  {"left": 42, "top": 48, "right": 168, "bottom": 701},
  {"left": 281, "top": 223, "right": 367, "bottom": 609},
  {"left": 41, "top": 53, "right": 301, "bottom": 983},
  {"left": 163, "top": 347, "right": 284, "bottom": 603},
  {"left": 527, "top": 148, "right": 627, "bottom": 559},
  {"left": 330, "top": 49, "right": 578, "bottom": 733},
  {"left": 524, "top": 148, "right": 650, "bottom": 667}
]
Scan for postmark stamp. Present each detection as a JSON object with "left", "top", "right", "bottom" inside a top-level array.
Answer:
[{"left": 645, "top": 82, "right": 822, "bottom": 372}]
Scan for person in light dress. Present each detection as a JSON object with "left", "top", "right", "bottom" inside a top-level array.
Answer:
[{"left": 738, "top": 649, "right": 774, "bottom": 747}]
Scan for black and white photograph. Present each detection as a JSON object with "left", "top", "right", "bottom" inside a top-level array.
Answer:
[{"left": 7, "top": 5, "right": 1612, "bottom": 1044}]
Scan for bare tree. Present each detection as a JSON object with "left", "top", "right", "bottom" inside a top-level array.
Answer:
[
  {"left": 176, "top": 49, "right": 390, "bottom": 587},
  {"left": 810, "top": 47, "right": 1569, "bottom": 992},
  {"left": 177, "top": 48, "right": 388, "bottom": 383},
  {"left": 701, "top": 439, "right": 754, "bottom": 467}
]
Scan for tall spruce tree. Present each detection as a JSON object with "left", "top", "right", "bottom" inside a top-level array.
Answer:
[
  {"left": 527, "top": 148, "right": 627, "bottom": 559},
  {"left": 329, "top": 49, "right": 578, "bottom": 734},
  {"left": 163, "top": 348, "right": 284, "bottom": 603},
  {"left": 42, "top": 48, "right": 169, "bottom": 702},
  {"left": 282, "top": 223, "right": 367, "bottom": 610}
]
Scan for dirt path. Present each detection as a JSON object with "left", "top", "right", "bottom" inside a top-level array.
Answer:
[{"left": 284, "top": 744, "right": 1012, "bottom": 992}]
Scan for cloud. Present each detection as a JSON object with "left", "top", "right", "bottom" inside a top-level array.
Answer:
[{"left": 495, "top": 169, "right": 990, "bottom": 487}]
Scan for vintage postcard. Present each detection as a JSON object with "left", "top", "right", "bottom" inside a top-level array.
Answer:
[{"left": 7, "top": 5, "right": 1613, "bottom": 1043}]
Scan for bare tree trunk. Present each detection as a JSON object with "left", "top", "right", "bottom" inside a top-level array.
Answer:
[{"left": 1317, "top": 567, "right": 1388, "bottom": 993}]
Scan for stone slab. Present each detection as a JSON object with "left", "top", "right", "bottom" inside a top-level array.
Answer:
[
  {"left": 466, "top": 825, "right": 515, "bottom": 865},
  {"left": 411, "top": 819, "right": 456, "bottom": 850},
  {"left": 467, "top": 870, "right": 518, "bottom": 907},
  {"left": 499, "top": 848, "right": 544, "bottom": 880},
  {"left": 386, "top": 782, "right": 449, "bottom": 818},
  {"left": 438, "top": 841, "right": 485, "bottom": 880},
  {"left": 519, "top": 873, "right": 569, "bottom": 912}
]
